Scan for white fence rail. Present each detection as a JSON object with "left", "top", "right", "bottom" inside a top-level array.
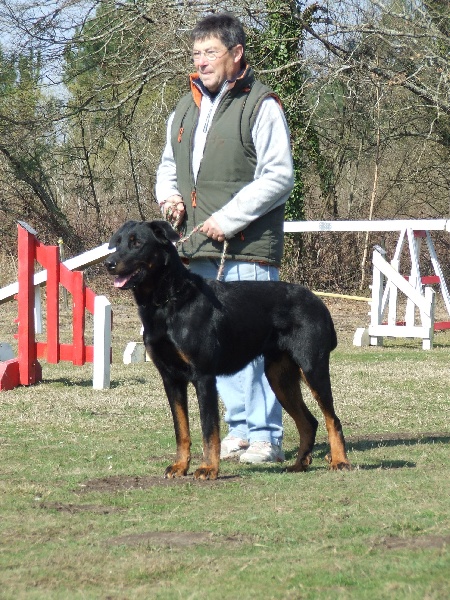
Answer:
[{"left": 283, "top": 219, "right": 450, "bottom": 233}]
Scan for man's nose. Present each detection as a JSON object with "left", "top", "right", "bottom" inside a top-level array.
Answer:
[{"left": 197, "top": 53, "right": 209, "bottom": 66}]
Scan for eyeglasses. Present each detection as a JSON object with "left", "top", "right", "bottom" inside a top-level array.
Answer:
[{"left": 192, "top": 48, "right": 230, "bottom": 63}]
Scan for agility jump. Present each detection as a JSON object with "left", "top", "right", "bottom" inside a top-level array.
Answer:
[{"left": 0, "top": 222, "right": 113, "bottom": 391}]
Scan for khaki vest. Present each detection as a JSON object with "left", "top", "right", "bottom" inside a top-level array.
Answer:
[{"left": 171, "top": 68, "right": 285, "bottom": 266}]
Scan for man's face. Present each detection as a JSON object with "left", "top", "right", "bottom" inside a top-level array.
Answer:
[{"left": 192, "top": 36, "right": 243, "bottom": 93}]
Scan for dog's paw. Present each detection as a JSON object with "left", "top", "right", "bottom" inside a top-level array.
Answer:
[
  {"left": 331, "top": 462, "right": 352, "bottom": 471},
  {"left": 284, "top": 452, "right": 312, "bottom": 473},
  {"left": 164, "top": 463, "right": 189, "bottom": 478},
  {"left": 325, "top": 454, "right": 352, "bottom": 471},
  {"left": 193, "top": 466, "right": 218, "bottom": 480}
]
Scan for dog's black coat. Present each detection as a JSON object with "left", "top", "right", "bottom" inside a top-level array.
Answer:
[{"left": 105, "top": 220, "right": 350, "bottom": 479}]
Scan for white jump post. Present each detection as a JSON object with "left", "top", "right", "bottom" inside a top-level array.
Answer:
[
  {"left": 93, "top": 295, "right": 113, "bottom": 389},
  {"left": 360, "top": 226, "right": 450, "bottom": 350},
  {"left": 368, "top": 245, "right": 436, "bottom": 349}
]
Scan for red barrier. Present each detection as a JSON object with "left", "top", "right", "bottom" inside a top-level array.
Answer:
[{"left": 0, "top": 223, "right": 104, "bottom": 391}]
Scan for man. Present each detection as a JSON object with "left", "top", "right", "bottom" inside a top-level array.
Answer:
[{"left": 155, "top": 12, "right": 294, "bottom": 463}]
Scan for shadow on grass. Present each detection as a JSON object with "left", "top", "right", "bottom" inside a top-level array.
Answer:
[
  {"left": 278, "top": 447, "right": 417, "bottom": 472},
  {"left": 44, "top": 376, "right": 148, "bottom": 389},
  {"left": 344, "top": 432, "right": 450, "bottom": 449},
  {"left": 305, "top": 431, "right": 450, "bottom": 456},
  {"left": 281, "top": 432, "right": 450, "bottom": 471}
]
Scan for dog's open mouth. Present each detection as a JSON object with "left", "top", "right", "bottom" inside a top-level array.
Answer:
[{"left": 113, "top": 269, "right": 141, "bottom": 289}]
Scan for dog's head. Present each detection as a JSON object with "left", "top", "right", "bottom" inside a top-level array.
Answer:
[{"left": 104, "top": 220, "right": 180, "bottom": 290}]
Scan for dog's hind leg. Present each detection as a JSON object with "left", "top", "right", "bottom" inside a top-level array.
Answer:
[
  {"left": 162, "top": 378, "right": 192, "bottom": 478},
  {"left": 265, "top": 354, "right": 319, "bottom": 472},
  {"left": 300, "top": 357, "right": 351, "bottom": 471},
  {"left": 193, "top": 376, "right": 221, "bottom": 480}
]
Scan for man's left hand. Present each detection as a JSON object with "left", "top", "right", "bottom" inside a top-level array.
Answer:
[{"left": 201, "top": 217, "right": 226, "bottom": 242}]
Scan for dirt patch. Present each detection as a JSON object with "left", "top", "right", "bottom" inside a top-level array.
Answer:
[
  {"left": 78, "top": 474, "right": 241, "bottom": 494},
  {"left": 377, "top": 534, "right": 450, "bottom": 550},
  {"left": 39, "top": 502, "right": 124, "bottom": 514}
]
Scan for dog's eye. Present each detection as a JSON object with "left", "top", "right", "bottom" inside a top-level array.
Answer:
[{"left": 129, "top": 235, "right": 141, "bottom": 248}]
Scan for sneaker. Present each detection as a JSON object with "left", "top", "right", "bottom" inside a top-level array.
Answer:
[
  {"left": 239, "top": 441, "right": 285, "bottom": 464},
  {"left": 220, "top": 436, "right": 249, "bottom": 459}
]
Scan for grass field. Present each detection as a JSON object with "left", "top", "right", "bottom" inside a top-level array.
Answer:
[{"left": 1, "top": 295, "right": 449, "bottom": 599}]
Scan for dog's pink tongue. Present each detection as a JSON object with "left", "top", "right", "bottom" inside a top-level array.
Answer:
[{"left": 114, "top": 275, "right": 132, "bottom": 288}]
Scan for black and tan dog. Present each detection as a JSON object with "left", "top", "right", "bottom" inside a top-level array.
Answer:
[{"left": 105, "top": 220, "right": 350, "bottom": 479}]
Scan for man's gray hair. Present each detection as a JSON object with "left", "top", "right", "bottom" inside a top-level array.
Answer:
[{"left": 191, "top": 12, "right": 246, "bottom": 63}]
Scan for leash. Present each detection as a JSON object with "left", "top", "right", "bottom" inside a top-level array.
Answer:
[
  {"left": 216, "top": 240, "right": 229, "bottom": 281},
  {"left": 170, "top": 220, "right": 228, "bottom": 281},
  {"left": 177, "top": 222, "right": 204, "bottom": 244}
]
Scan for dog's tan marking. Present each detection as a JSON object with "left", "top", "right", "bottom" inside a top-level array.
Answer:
[
  {"left": 177, "top": 350, "right": 191, "bottom": 365},
  {"left": 300, "top": 368, "right": 351, "bottom": 471},
  {"left": 165, "top": 401, "right": 191, "bottom": 478},
  {"left": 195, "top": 424, "right": 220, "bottom": 480}
]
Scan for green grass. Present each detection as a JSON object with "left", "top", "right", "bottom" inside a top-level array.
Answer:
[{"left": 1, "top": 299, "right": 449, "bottom": 599}]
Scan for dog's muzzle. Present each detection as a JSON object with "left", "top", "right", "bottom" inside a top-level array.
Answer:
[{"left": 104, "top": 257, "right": 142, "bottom": 289}]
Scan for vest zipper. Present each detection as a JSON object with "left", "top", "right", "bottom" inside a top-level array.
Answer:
[
  {"left": 190, "top": 88, "right": 230, "bottom": 217},
  {"left": 188, "top": 109, "right": 200, "bottom": 223}
]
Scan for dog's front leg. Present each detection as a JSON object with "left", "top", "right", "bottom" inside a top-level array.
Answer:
[
  {"left": 193, "top": 376, "right": 220, "bottom": 480},
  {"left": 163, "top": 378, "right": 191, "bottom": 478}
]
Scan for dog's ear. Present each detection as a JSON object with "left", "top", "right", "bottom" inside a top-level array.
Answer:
[{"left": 148, "top": 220, "right": 180, "bottom": 244}]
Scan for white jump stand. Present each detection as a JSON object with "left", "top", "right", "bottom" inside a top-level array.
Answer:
[
  {"left": 123, "top": 326, "right": 150, "bottom": 364},
  {"left": 354, "top": 228, "right": 450, "bottom": 350},
  {"left": 123, "top": 342, "right": 150, "bottom": 364}
]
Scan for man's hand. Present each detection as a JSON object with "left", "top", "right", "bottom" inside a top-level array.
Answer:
[
  {"left": 161, "top": 195, "right": 186, "bottom": 226},
  {"left": 201, "top": 216, "right": 226, "bottom": 242}
]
